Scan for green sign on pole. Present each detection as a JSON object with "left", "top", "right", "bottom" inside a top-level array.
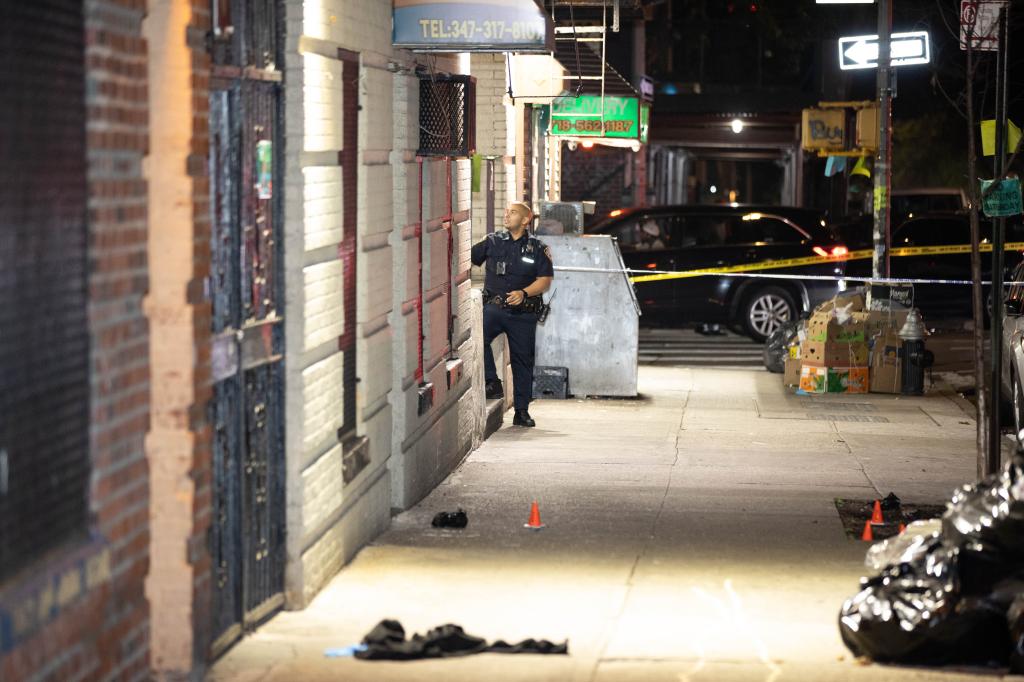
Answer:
[
  {"left": 550, "top": 94, "right": 642, "bottom": 139},
  {"left": 981, "top": 177, "right": 1023, "bottom": 218}
]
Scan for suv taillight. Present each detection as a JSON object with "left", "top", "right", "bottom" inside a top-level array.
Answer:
[{"left": 814, "top": 245, "right": 849, "bottom": 258}]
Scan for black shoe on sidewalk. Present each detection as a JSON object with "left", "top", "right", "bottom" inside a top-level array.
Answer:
[
  {"left": 513, "top": 409, "right": 536, "bottom": 427},
  {"left": 485, "top": 380, "right": 504, "bottom": 400}
]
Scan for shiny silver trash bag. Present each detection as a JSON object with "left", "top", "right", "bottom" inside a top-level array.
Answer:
[{"left": 839, "top": 457, "right": 1024, "bottom": 665}]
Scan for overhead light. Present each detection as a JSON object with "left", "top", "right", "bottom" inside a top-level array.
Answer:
[
  {"left": 609, "top": 209, "right": 624, "bottom": 218},
  {"left": 709, "top": 185, "right": 718, "bottom": 194},
  {"left": 730, "top": 119, "right": 744, "bottom": 134},
  {"left": 742, "top": 212, "right": 762, "bottom": 221},
  {"left": 581, "top": 140, "right": 595, "bottom": 149}
]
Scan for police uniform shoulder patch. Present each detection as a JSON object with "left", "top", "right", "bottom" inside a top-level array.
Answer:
[{"left": 543, "top": 246, "right": 552, "bottom": 260}]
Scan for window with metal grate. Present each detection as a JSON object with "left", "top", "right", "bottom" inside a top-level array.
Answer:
[
  {"left": 0, "top": 1, "right": 90, "bottom": 582},
  {"left": 418, "top": 74, "right": 476, "bottom": 158}
]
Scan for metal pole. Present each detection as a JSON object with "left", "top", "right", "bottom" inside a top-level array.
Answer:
[
  {"left": 872, "top": 0, "right": 892, "bottom": 279},
  {"left": 987, "top": 6, "right": 1010, "bottom": 473}
]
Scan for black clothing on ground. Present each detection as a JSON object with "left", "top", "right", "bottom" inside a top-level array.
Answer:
[
  {"left": 430, "top": 509, "right": 468, "bottom": 528},
  {"left": 354, "top": 619, "right": 568, "bottom": 660}
]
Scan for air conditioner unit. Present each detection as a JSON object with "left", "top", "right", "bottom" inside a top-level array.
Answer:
[{"left": 536, "top": 201, "right": 585, "bottom": 235}]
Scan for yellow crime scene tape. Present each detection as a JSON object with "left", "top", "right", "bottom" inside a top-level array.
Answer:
[{"left": 628, "top": 242, "right": 1024, "bottom": 284}]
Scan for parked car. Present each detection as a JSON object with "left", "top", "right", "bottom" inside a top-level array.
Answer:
[
  {"left": 891, "top": 187, "right": 969, "bottom": 224},
  {"left": 839, "top": 213, "right": 1024, "bottom": 321},
  {"left": 587, "top": 205, "right": 847, "bottom": 341},
  {"left": 1003, "top": 261, "right": 1024, "bottom": 445}
]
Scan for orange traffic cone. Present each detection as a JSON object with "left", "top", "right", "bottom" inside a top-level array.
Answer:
[
  {"left": 524, "top": 500, "right": 545, "bottom": 530},
  {"left": 871, "top": 500, "right": 884, "bottom": 524},
  {"left": 861, "top": 520, "right": 874, "bottom": 542}
]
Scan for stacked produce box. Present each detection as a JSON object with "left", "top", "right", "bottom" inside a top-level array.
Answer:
[{"left": 784, "top": 290, "right": 915, "bottom": 395}]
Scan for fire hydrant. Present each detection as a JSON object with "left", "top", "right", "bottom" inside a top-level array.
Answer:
[{"left": 898, "top": 308, "right": 929, "bottom": 396}]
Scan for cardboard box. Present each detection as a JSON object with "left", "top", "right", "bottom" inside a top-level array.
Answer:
[
  {"left": 784, "top": 357, "right": 802, "bottom": 386},
  {"left": 814, "top": 292, "right": 865, "bottom": 315},
  {"left": 799, "top": 364, "right": 828, "bottom": 393},
  {"left": 801, "top": 108, "right": 846, "bottom": 152},
  {"left": 870, "top": 332, "right": 902, "bottom": 394},
  {"left": 802, "top": 340, "right": 869, "bottom": 367},
  {"left": 854, "top": 309, "right": 910, "bottom": 342},
  {"left": 807, "top": 311, "right": 866, "bottom": 344},
  {"left": 799, "top": 364, "right": 869, "bottom": 394},
  {"left": 827, "top": 367, "right": 870, "bottom": 394}
]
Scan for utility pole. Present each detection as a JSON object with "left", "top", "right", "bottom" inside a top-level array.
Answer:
[
  {"left": 872, "top": 0, "right": 893, "bottom": 279},
  {"left": 987, "top": 5, "right": 1010, "bottom": 474}
]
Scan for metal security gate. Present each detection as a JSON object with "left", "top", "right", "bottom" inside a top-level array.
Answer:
[
  {"left": 208, "top": 0, "right": 285, "bottom": 655},
  {"left": 0, "top": 0, "right": 89, "bottom": 583}
]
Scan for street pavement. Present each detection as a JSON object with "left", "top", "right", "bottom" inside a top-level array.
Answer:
[{"left": 208, "top": 366, "right": 1015, "bottom": 682}]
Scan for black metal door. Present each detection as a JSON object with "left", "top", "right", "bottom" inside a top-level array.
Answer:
[{"left": 208, "top": 0, "right": 285, "bottom": 654}]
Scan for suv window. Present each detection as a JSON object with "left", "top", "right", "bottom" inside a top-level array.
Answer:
[
  {"left": 612, "top": 214, "right": 685, "bottom": 251},
  {"left": 688, "top": 214, "right": 734, "bottom": 246},
  {"left": 729, "top": 216, "right": 807, "bottom": 245},
  {"left": 894, "top": 218, "right": 968, "bottom": 246}
]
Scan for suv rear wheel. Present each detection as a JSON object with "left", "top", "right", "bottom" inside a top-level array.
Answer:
[{"left": 741, "top": 286, "right": 796, "bottom": 343}]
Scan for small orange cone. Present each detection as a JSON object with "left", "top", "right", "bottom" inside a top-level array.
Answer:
[
  {"left": 524, "top": 500, "right": 545, "bottom": 530},
  {"left": 861, "top": 521, "right": 874, "bottom": 542},
  {"left": 871, "top": 500, "right": 884, "bottom": 524}
]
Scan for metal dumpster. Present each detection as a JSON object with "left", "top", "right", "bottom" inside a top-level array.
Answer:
[{"left": 535, "top": 234, "right": 640, "bottom": 397}]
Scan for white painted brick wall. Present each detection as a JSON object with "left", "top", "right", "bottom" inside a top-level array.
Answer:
[
  {"left": 303, "top": 166, "right": 343, "bottom": 251},
  {"left": 398, "top": 237, "right": 419, "bottom": 303},
  {"left": 359, "top": 164, "right": 394, "bottom": 238},
  {"left": 303, "top": 260, "right": 344, "bottom": 351},
  {"left": 301, "top": 444, "right": 343, "bottom": 538},
  {"left": 358, "top": 246, "right": 393, "bottom": 323},
  {"left": 425, "top": 230, "right": 449, "bottom": 291},
  {"left": 401, "top": 310, "right": 419, "bottom": 378},
  {"left": 424, "top": 294, "right": 450, "bottom": 361},
  {"left": 302, "top": 352, "right": 345, "bottom": 460},
  {"left": 301, "top": 53, "right": 343, "bottom": 152},
  {"left": 358, "top": 327, "right": 392, "bottom": 407},
  {"left": 360, "top": 68, "right": 393, "bottom": 152}
]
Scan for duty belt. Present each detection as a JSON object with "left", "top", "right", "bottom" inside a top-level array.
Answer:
[{"left": 483, "top": 291, "right": 543, "bottom": 313}]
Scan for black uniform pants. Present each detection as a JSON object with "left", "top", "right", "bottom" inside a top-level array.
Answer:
[{"left": 483, "top": 303, "right": 537, "bottom": 411}]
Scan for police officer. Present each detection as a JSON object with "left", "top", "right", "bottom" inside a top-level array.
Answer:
[{"left": 471, "top": 201, "right": 553, "bottom": 427}]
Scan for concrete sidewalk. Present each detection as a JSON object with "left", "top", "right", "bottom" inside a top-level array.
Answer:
[{"left": 208, "top": 367, "right": 1012, "bottom": 682}]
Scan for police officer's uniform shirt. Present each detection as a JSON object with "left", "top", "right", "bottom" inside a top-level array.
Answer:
[{"left": 471, "top": 230, "right": 554, "bottom": 296}]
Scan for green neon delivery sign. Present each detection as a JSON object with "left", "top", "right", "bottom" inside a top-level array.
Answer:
[{"left": 550, "top": 94, "right": 649, "bottom": 141}]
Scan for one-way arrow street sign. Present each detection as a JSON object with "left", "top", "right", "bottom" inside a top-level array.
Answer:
[{"left": 838, "top": 31, "right": 931, "bottom": 70}]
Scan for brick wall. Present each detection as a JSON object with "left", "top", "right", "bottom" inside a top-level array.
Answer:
[
  {"left": 561, "top": 145, "right": 638, "bottom": 225},
  {"left": 0, "top": 1, "right": 152, "bottom": 680}
]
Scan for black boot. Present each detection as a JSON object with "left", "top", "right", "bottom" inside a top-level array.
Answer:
[
  {"left": 485, "top": 379, "right": 503, "bottom": 400},
  {"left": 513, "top": 409, "right": 536, "bottom": 427}
]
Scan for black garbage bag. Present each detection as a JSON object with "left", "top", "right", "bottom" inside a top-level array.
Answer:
[
  {"left": 839, "top": 542, "right": 1011, "bottom": 666},
  {"left": 941, "top": 457, "right": 1024, "bottom": 593},
  {"left": 1010, "top": 594, "right": 1024, "bottom": 674},
  {"left": 762, "top": 319, "right": 799, "bottom": 374}
]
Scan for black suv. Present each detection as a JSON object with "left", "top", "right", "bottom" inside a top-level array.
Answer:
[
  {"left": 588, "top": 205, "right": 847, "bottom": 341},
  {"left": 838, "top": 213, "right": 1024, "bottom": 321}
]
